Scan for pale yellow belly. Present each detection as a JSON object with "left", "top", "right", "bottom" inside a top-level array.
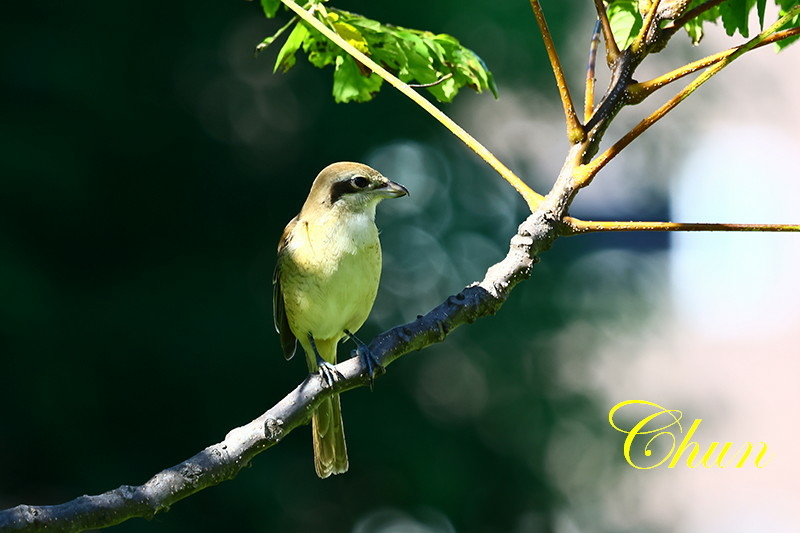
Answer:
[{"left": 280, "top": 236, "right": 382, "bottom": 344}]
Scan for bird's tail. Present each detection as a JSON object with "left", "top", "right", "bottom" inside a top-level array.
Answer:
[
  {"left": 312, "top": 393, "right": 348, "bottom": 478},
  {"left": 307, "top": 337, "right": 348, "bottom": 478}
]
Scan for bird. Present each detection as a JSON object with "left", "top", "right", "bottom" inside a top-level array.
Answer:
[{"left": 273, "top": 161, "right": 409, "bottom": 478}]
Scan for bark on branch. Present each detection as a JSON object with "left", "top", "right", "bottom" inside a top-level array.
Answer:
[{"left": 0, "top": 209, "right": 559, "bottom": 532}]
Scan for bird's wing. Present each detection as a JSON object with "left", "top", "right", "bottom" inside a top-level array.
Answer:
[{"left": 274, "top": 218, "right": 298, "bottom": 360}]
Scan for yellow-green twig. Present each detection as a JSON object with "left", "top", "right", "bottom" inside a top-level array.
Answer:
[
  {"left": 585, "top": 20, "right": 602, "bottom": 122},
  {"left": 580, "top": 5, "right": 800, "bottom": 182},
  {"left": 278, "top": 0, "right": 544, "bottom": 211},
  {"left": 592, "top": 0, "right": 620, "bottom": 65},
  {"left": 562, "top": 217, "right": 800, "bottom": 235},
  {"left": 529, "top": 0, "right": 585, "bottom": 144},
  {"left": 628, "top": 27, "right": 800, "bottom": 103},
  {"left": 632, "top": 0, "right": 663, "bottom": 53}
]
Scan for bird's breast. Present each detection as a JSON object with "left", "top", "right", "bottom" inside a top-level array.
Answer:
[{"left": 279, "top": 213, "right": 383, "bottom": 342}]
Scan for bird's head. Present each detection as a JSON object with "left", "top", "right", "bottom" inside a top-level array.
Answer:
[{"left": 302, "top": 162, "right": 409, "bottom": 217}]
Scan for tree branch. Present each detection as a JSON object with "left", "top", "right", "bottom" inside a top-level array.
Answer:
[
  {"left": 278, "top": 0, "right": 545, "bottom": 211},
  {"left": 529, "top": 0, "right": 586, "bottom": 144},
  {"left": 0, "top": 208, "right": 559, "bottom": 532},
  {"left": 628, "top": 27, "right": 800, "bottom": 104},
  {"left": 631, "top": 0, "right": 664, "bottom": 53},
  {"left": 592, "top": 0, "right": 620, "bottom": 64},
  {"left": 584, "top": 20, "right": 602, "bottom": 122},
  {"left": 7, "top": 2, "right": 798, "bottom": 531},
  {"left": 562, "top": 217, "right": 800, "bottom": 235},
  {"left": 583, "top": 5, "right": 800, "bottom": 179}
]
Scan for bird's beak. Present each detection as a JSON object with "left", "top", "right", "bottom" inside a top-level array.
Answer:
[{"left": 376, "top": 179, "right": 409, "bottom": 199}]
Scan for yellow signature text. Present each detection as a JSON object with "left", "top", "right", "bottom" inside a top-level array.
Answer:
[{"left": 608, "top": 400, "right": 771, "bottom": 469}]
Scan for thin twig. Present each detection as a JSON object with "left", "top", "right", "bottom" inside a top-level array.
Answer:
[
  {"left": 278, "top": 0, "right": 545, "bottom": 210},
  {"left": 255, "top": 15, "right": 299, "bottom": 56},
  {"left": 562, "top": 217, "right": 800, "bottom": 235},
  {"left": 529, "top": 0, "right": 585, "bottom": 144},
  {"left": 584, "top": 20, "right": 602, "bottom": 122},
  {"left": 407, "top": 73, "right": 453, "bottom": 88},
  {"left": 592, "top": 0, "right": 619, "bottom": 64},
  {"left": 578, "top": 5, "right": 800, "bottom": 183},
  {"left": 628, "top": 27, "right": 800, "bottom": 103},
  {"left": 632, "top": 0, "right": 663, "bottom": 53}
]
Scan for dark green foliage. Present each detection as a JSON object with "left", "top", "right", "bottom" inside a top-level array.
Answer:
[
  {"left": 608, "top": 0, "right": 800, "bottom": 46},
  {"left": 259, "top": 4, "right": 497, "bottom": 103},
  {"left": 608, "top": 0, "right": 642, "bottom": 49},
  {"left": 776, "top": 0, "right": 800, "bottom": 48}
]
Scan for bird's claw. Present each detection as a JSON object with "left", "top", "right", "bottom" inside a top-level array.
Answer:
[
  {"left": 344, "top": 330, "right": 383, "bottom": 390},
  {"left": 354, "top": 345, "right": 384, "bottom": 390},
  {"left": 317, "top": 361, "right": 344, "bottom": 389}
]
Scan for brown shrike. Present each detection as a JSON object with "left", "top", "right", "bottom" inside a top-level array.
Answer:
[{"left": 273, "top": 162, "right": 408, "bottom": 478}]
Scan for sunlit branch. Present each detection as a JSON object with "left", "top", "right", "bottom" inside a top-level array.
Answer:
[
  {"left": 585, "top": 20, "right": 602, "bottom": 122},
  {"left": 628, "top": 27, "right": 800, "bottom": 103},
  {"left": 580, "top": 6, "right": 800, "bottom": 181},
  {"left": 562, "top": 217, "right": 800, "bottom": 236},
  {"left": 592, "top": 0, "right": 619, "bottom": 64},
  {"left": 0, "top": 205, "right": 556, "bottom": 532},
  {"left": 278, "top": 0, "right": 545, "bottom": 210},
  {"left": 529, "top": 0, "right": 585, "bottom": 144},
  {"left": 632, "top": 0, "right": 663, "bottom": 53}
]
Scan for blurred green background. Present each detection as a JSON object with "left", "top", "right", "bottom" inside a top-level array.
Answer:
[{"left": 1, "top": 1, "right": 671, "bottom": 532}]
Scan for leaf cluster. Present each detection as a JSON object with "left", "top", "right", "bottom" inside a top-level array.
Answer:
[
  {"left": 257, "top": 1, "right": 496, "bottom": 103},
  {"left": 608, "top": 0, "right": 800, "bottom": 49}
]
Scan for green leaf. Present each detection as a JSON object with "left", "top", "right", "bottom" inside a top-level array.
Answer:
[
  {"left": 608, "top": 0, "right": 642, "bottom": 50},
  {"left": 332, "top": 21, "right": 370, "bottom": 54},
  {"left": 610, "top": 0, "right": 791, "bottom": 49},
  {"left": 720, "top": 0, "right": 749, "bottom": 38},
  {"left": 260, "top": 0, "right": 282, "bottom": 18},
  {"left": 756, "top": 0, "right": 767, "bottom": 28},
  {"left": 255, "top": 15, "right": 299, "bottom": 57},
  {"left": 257, "top": 7, "right": 496, "bottom": 103},
  {"left": 332, "top": 55, "right": 383, "bottom": 103},
  {"left": 683, "top": 17, "right": 704, "bottom": 44},
  {"left": 474, "top": 51, "right": 498, "bottom": 98},
  {"left": 680, "top": 0, "right": 722, "bottom": 45},
  {"left": 775, "top": 9, "right": 800, "bottom": 51},
  {"left": 274, "top": 21, "right": 309, "bottom": 73},
  {"left": 776, "top": 0, "right": 800, "bottom": 12}
]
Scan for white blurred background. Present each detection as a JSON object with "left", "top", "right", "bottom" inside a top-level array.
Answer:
[{"left": 453, "top": 8, "right": 800, "bottom": 533}]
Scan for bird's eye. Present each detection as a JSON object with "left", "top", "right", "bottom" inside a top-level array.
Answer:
[{"left": 351, "top": 176, "right": 370, "bottom": 189}]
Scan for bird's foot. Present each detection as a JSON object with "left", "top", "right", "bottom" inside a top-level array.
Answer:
[
  {"left": 345, "top": 330, "right": 384, "bottom": 390},
  {"left": 316, "top": 359, "right": 344, "bottom": 389},
  {"left": 307, "top": 333, "right": 344, "bottom": 388}
]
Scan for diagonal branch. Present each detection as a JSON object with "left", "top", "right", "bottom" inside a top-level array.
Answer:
[
  {"left": 628, "top": 27, "right": 800, "bottom": 103},
  {"left": 582, "top": 5, "right": 800, "bottom": 179},
  {"left": 0, "top": 209, "right": 559, "bottom": 532},
  {"left": 6, "top": 3, "right": 797, "bottom": 532},
  {"left": 631, "top": 0, "right": 663, "bottom": 53},
  {"left": 562, "top": 217, "right": 800, "bottom": 235},
  {"left": 584, "top": 20, "right": 603, "bottom": 122},
  {"left": 592, "top": 0, "right": 620, "bottom": 64},
  {"left": 529, "top": 0, "right": 586, "bottom": 144},
  {"left": 278, "top": 0, "right": 545, "bottom": 211}
]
